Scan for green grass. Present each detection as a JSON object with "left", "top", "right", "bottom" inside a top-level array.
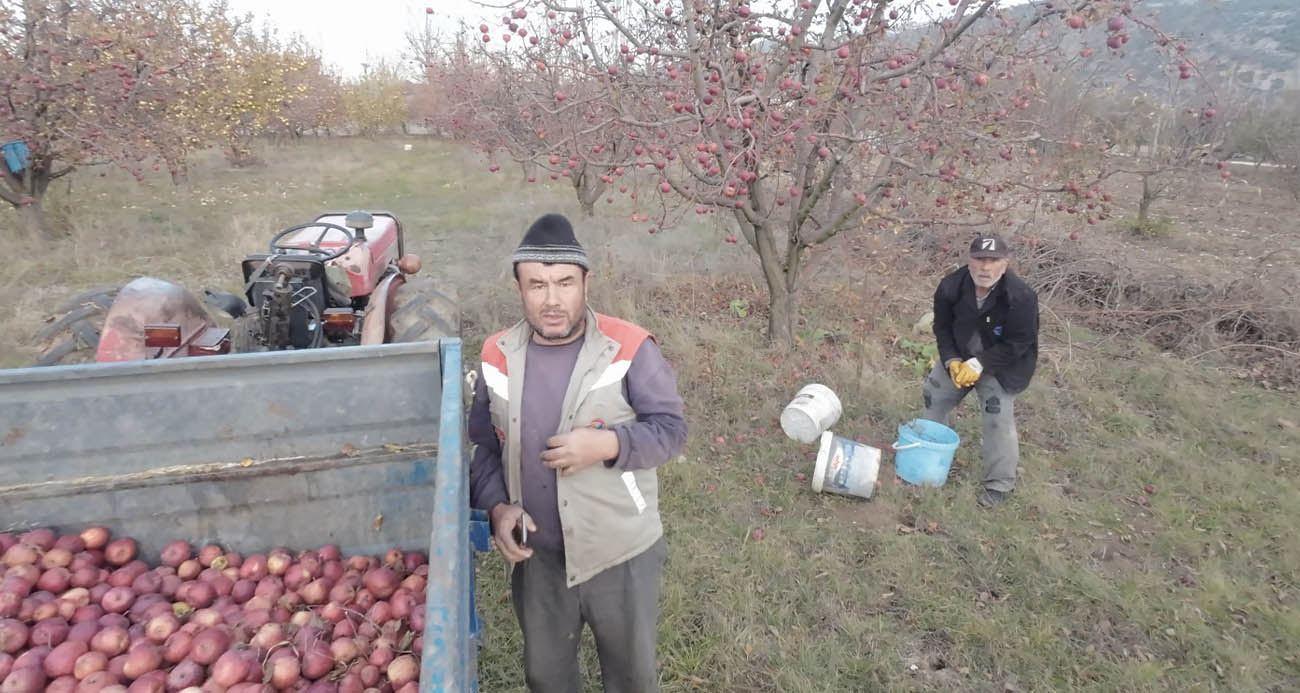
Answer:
[
  {"left": 1117, "top": 215, "right": 1177, "bottom": 238},
  {"left": 4, "top": 138, "right": 1297, "bottom": 691}
]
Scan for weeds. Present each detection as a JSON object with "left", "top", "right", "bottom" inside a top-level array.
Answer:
[
  {"left": 1118, "top": 215, "right": 1177, "bottom": 238},
  {"left": 897, "top": 338, "right": 937, "bottom": 377}
]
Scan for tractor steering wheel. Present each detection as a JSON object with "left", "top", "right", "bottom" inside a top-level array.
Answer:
[{"left": 268, "top": 222, "right": 357, "bottom": 262}]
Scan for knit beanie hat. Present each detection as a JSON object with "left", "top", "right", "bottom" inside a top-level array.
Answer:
[{"left": 511, "top": 213, "right": 589, "bottom": 270}]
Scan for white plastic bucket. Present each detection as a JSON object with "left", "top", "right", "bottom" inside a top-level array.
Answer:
[
  {"left": 780, "top": 383, "right": 843, "bottom": 444},
  {"left": 812, "top": 431, "right": 880, "bottom": 499}
]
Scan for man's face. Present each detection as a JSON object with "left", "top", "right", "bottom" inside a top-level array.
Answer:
[
  {"left": 515, "top": 261, "right": 589, "bottom": 344},
  {"left": 968, "top": 256, "right": 1010, "bottom": 290}
]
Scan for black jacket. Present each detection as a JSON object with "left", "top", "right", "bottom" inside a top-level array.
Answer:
[{"left": 933, "top": 266, "right": 1039, "bottom": 394}]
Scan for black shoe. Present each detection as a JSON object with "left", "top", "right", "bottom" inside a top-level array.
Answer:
[{"left": 977, "top": 488, "right": 1012, "bottom": 508}]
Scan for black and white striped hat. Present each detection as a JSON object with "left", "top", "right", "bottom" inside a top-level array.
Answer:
[{"left": 511, "top": 213, "right": 589, "bottom": 270}]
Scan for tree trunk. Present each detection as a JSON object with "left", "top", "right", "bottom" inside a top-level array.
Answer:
[
  {"left": 746, "top": 219, "right": 799, "bottom": 348},
  {"left": 1139, "top": 174, "right": 1154, "bottom": 221},
  {"left": 19, "top": 199, "right": 50, "bottom": 241},
  {"left": 572, "top": 164, "right": 603, "bottom": 217},
  {"left": 766, "top": 279, "right": 796, "bottom": 347}
]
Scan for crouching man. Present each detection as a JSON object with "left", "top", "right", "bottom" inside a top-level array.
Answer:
[{"left": 921, "top": 233, "right": 1039, "bottom": 508}]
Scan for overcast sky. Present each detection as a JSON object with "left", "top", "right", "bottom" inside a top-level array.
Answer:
[
  {"left": 222, "top": 0, "right": 496, "bottom": 79},
  {"left": 220, "top": 0, "right": 1039, "bottom": 80}
]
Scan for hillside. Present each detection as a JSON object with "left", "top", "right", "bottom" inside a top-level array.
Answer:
[
  {"left": 1149, "top": 0, "right": 1300, "bottom": 91},
  {"left": 1058, "top": 0, "right": 1300, "bottom": 94}
]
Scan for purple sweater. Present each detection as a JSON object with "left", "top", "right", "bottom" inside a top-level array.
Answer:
[{"left": 468, "top": 334, "right": 688, "bottom": 551}]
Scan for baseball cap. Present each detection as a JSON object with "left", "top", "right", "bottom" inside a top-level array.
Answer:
[{"left": 969, "top": 233, "right": 1011, "bottom": 259}]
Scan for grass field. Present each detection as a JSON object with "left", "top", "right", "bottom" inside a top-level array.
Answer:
[{"left": 2, "top": 138, "right": 1297, "bottom": 692}]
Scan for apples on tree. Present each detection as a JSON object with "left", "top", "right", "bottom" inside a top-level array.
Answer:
[{"left": 429, "top": 0, "right": 1190, "bottom": 345}]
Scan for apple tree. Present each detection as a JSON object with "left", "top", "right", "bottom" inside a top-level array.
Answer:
[
  {"left": 447, "top": 0, "right": 1185, "bottom": 345},
  {"left": 0, "top": 0, "right": 202, "bottom": 240},
  {"left": 178, "top": 14, "right": 323, "bottom": 166},
  {"left": 342, "top": 60, "right": 408, "bottom": 136}
]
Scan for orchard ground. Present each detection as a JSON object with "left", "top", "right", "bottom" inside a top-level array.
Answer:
[{"left": 2, "top": 138, "right": 1297, "bottom": 692}]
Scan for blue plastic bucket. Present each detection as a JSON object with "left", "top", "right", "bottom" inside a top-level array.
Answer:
[
  {"left": 2, "top": 141, "right": 29, "bottom": 175},
  {"left": 892, "top": 419, "right": 961, "bottom": 487}
]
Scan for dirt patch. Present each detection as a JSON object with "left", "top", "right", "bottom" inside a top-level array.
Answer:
[
  {"left": 825, "top": 458, "right": 902, "bottom": 532},
  {"left": 829, "top": 493, "right": 899, "bottom": 532},
  {"left": 1091, "top": 536, "right": 1145, "bottom": 578}
]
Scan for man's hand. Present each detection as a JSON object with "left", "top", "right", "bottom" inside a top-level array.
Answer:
[
  {"left": 946, "top": 359, "right": 964, "bottom": 385},
  {"left": 490, "top": 503, "right": 535, "bottom": 563},
  {"left": 542, "top": 428, "right": 619, "bottom": 477},
  {"left": 952, "top": 358, "right": 982, "bottom": 388}
]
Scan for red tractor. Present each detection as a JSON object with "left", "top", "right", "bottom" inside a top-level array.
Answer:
[{"left": 33, "top": 210, "right": 458, "bottom": 365}]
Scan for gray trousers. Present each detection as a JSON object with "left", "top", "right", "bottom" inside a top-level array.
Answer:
[
  {"left": 511, "top": 538, "right": 667, "bottom": 693},
  {"left": 921, "top": 363, "right": 1019, "bottom": 493}
]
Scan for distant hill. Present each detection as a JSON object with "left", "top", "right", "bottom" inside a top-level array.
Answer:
[
  {"left": 1048, "top": 0, "right": 1300, "bottom": 94},
  {"left": 1144, "top": 0, "right": 1299, "bottom": 92}
]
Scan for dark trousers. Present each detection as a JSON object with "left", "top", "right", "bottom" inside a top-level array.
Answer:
[{"left": 511, "top": 538, "right": 667, "bottom": 693}]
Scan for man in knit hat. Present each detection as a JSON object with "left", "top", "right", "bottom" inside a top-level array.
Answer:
[{"left": 468, "top": 213, "right": 688, "bottom": 692}]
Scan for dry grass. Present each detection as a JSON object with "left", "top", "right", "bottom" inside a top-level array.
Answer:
[{"left": 3, "top": 138, "right": 1298, "bottom": 691}]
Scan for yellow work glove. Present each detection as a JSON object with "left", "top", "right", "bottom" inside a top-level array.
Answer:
[
  {"left": 946, "top": 359, "right": 964, "bottom": 385},
  {"left": 952, "top": 358, "right": 983, "bottom": 388}
]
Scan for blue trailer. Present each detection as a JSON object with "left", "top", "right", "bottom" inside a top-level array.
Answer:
[{"left": 0, "top": 338, "right": 488, "bottom": 692}]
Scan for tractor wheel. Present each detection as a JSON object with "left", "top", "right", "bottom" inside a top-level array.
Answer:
[
  {"left": 31, "top": 286, "right": 121, "bottom": 366},
  {"left": 387, "top": 275, "right": 459, "bottom": 344},
  {"left": 230, "top": 314, "right": 263, "bottom": 353}
]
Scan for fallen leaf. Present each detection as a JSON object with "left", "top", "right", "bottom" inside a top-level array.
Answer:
[
  {"left": 925, "top": 521, "right": 939, "bottom": 534},
  {"left": 341, "top": 443, "right": 359, "bottom": 457},
  {"left": 372, "top": 514, "right": 384, "bottom": 531},
  {"left": 239, "top": 458, "right": 254, "bottom": 467}
]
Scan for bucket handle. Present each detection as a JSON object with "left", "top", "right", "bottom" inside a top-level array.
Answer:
[{"left": 891, "top": 441, "right": 922, "bottom": 451}]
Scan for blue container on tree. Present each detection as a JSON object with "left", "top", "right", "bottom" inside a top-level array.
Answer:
[{"left": 2, "top": 141, "right": 29, "bottom": 175}]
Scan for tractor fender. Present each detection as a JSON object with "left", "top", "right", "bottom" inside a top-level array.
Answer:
[
  {"left": 95, "top": 277, "right": 216, "bottom": 362},
  {"left": 361, "top": 272, "right": 403, "bottom": 346}
]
